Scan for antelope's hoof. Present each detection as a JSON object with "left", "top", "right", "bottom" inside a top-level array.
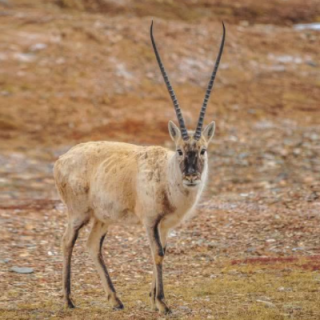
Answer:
[
  {"left": 112, "top": 297, "right": 124, "bottom": 311},
  {"left": 150, "top": 302, "right": 158, "bottom": 311},
  {"left": 160, "top": 306, "right": 172, "bottom": 315},
  {"left": 66, "top": 299, "right": 75, "bottom": 309},
  {"left": 156, "top": 299, "right": 171, "bottom": 315},
  {"left": 113, "top": 303, "right": 124, "bottom": 311}
]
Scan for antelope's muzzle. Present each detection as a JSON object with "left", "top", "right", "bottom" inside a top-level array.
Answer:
[{"left": 183, "top": 175, "right": 201, "bottom": 187}]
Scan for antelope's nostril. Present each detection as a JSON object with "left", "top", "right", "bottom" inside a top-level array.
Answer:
[
  {"left": 183, "top": 176, "right": 201, "bottom": 187},
  {"left": 185, "top": 174, "right": 199, "bottom": 180}
]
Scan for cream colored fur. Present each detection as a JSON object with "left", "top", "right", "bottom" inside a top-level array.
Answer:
[{"left": 54, "top": 123, "right": 214, "bottom": 314}]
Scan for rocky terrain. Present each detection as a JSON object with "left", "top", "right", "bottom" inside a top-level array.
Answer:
[{"left": 0, "top": 1, "right": 319, "bottom": 319}]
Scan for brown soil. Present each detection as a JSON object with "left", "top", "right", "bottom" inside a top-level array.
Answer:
[{"left": 0, "top": 1, "right": 319, "bottom": 319}]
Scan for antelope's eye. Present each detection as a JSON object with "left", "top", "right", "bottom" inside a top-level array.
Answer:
[
  {"left": 177, "top": 149, "right": 183, "bottom": 156},
  {"left": 200, "top": 149, "right": 207, "bottom": 156}
]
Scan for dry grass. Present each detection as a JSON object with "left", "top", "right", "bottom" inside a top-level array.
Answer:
[
  {"left": 1, "top": 1, "right": 320, "bottom": 319},
  {"left": 1, "top": 262, "right": 320, "bottom": 319},
  {"left": 1, "top": 198, "right": 320, "bottom": 320},
  {"left": 55, "top": 0, "right": 320, "bottom": 25}
]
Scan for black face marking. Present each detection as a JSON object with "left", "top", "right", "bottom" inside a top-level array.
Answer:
[
  {"left": 184, "top": 151, "right": 198, "bottom": 175},
  {"left": 177, "top": 141, "right": 205, "bottom": 177}
]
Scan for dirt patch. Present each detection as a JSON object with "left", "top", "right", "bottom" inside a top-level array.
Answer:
[
  {"left": 55, "top": 0, "right": 320, "bottom": 25},
  {"left": 0, "top": 1, "right": 320, "bottom": 319}
]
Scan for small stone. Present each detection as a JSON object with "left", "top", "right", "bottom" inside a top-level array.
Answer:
[
  {"left": 0, "top": 258, "right": 10, "bottom": 264},
  {"left": 284, "top": 304, "right": 301, "bottom": 311},
  {"left": 278, "top": 287, "right": 292, "bottom": 292},
  {"left": 240, "top": 193, "right": 249, "bottom": 197},
  {"left": 309, "top": 133, "right": 319, "bottom": 141},
  {"left": 292, "top": 247, "right": 304, "bottom": 252},
  {"left": 29, "top": 43, "right": 47, "bottom": 52},
  {"left": 13, "top": 52, "right": 35, "bottom": 62},
  {"left": 306, "top": 61, "right": 317, "bottom": 67},
  {"left": 178, "top": 306, "right": 191, "bottom": 312},
  {"left": 240, "top": 20, "right": 249, "bottom": 27},
  {"left": 256, "top": 300, "right": 276, "bottom": 308},
  {"left": 293, "top": 148, "right": 301, "bottom": 155},
  {"left": 10, "top": 267, "right": 34, "bottom": 274}
]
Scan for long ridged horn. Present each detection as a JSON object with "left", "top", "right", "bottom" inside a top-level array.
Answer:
[
  {"left": 194, "top": 22, "right": 226, "bottom": 141},
  {"left": 150, "top": 21, "right": 189, "bottom": 141}
]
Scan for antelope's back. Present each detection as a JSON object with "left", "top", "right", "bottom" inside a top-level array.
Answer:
[{"left": 54, "top": 141, "right": 140, "bottom": 208}]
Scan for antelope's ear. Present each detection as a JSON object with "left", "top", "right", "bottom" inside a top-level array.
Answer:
[
  {"left": 168, "top": 121, "right": 181, "bottom": 142},
  {"left": 202, "top": 121, "right": 215, "bottom": 143}
]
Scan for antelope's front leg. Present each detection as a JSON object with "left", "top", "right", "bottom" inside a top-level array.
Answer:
[
  {"left": 146, "top": 219, "right": 171, "bottom": 315},
  {"left": 150, "top": 222, "right": 170, "bottom": 311}
]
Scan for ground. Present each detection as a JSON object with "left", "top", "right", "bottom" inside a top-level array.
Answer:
[{"left": 0, "top": 0, "right": 320, "bottom": 319}]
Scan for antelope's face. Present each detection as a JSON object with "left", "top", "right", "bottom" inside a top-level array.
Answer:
[{"left": 169, "top": 121, "right": 215, "bottom": 188}]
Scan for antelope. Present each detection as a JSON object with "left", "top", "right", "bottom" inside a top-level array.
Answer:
[{"left": 54, "top": 21, "right": 225, "bottom": 314}]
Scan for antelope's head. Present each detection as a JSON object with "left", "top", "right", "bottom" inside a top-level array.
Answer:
[{"left": 150, "top": 21, "right": 226, "bottom": 188}]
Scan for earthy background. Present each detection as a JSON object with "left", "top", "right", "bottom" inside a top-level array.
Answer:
[{"left": 0, "top": 0, "right": 319, "bottom": 319}]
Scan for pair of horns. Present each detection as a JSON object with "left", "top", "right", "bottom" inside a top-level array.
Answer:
[{"left": 150, "top": 21, "right": 226, "bottom": 141}]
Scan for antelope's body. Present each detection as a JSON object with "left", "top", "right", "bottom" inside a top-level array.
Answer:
[
  {"left": 54, "top": 21, "right": 225, "bottom": 314},
  {"left": 55, "top": 141, "right": 207, "bottom": 228}
]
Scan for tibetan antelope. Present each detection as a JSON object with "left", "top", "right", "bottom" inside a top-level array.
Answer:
[{"left": 54, "top": 21, "right": 225, "bottom": 314}]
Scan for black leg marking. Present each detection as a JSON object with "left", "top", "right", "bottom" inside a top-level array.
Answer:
[
  {"left": 156, "top": 263, "right": 165, "bottom": 300},
  {"left": 64, "top": 220, "right": 89, "bottom": 308},
  {"left": 152, "top": 218, "right": 166, "bottom": 301},
  {"left": 98, "top": 234, "right": 116, "bottom": 294},
  {"left": 65, "top": 230, "right": 79, "bottom": 298},
  {"left": 64, "top": 229, "right": 80, "bottom": 307},
  {"left": 153, "top": 217, "right": 164, "bottom": 257},
  {"left": 147, "top": 218, "right": 171, "bottom": 314}
]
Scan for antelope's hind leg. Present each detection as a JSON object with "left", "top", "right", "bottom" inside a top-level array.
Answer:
[
  {"left": 62, "top": 216, "right": 89, "bottom": 308},
  {"left": 87, "top": 220, "right": 124, "bottom": 310}
]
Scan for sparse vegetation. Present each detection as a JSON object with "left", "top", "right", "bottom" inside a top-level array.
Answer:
[{"left": 0, "top": 0, "right": 319, "bottom": 319}]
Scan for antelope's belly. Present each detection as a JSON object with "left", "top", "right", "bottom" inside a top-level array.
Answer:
[{"left": 91, "top": 194, "right": 140, "bottom": 225}]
